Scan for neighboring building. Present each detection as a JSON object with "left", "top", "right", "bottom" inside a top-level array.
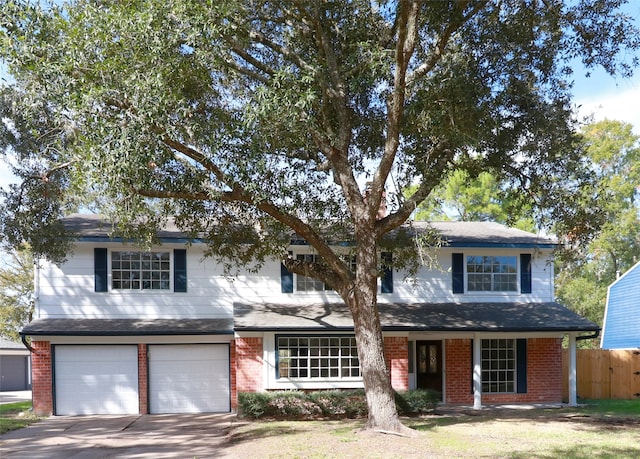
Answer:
[
  {"left": 0, "top": 337, "right": 31, "bottom": 391},
  {"left": 21, "top": 214, "right": 598, "bottom": 415},
  {"left": 601, "top": 261, "right": 640, "bottom": 350}
]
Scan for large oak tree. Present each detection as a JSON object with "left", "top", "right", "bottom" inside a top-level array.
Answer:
[{"left": 1, "top": 1, "right": 638, "bottom": 432}]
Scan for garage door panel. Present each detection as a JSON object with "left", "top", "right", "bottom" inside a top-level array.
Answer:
[
  {"left": 0, "top": 356, "right": 28, "bottom": 391},
  {"left": 54, "top": 345, "right": 138, "bottom": 415},
  {"left": 149, "top": 344, "right": 230, "bottom": 414}
]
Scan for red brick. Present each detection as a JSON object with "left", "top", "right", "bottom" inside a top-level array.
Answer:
[{"left": 31, "top": 341, "right": 53, "bottom": 416}]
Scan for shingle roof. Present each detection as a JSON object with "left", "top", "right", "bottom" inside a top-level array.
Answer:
[
  {"left": 20, "top": 318, "right": 234, "bottom": 336},
  {"left": 419, "top": 221, "right": 556, "bottom": 247},
  {"left": 62, "top": 214, "right": 191, "bottom": 240},
  {"left": 0, "top": 337, "right": 27, "bottom": 349},
  {"left": 62, "top": 214, "right": 556, "bottom": 247},
  {"left": 234, "top": 302, "right": 598, "bottom": 333}
]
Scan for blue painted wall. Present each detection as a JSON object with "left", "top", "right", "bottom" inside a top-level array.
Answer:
[{"left": 601, "top": 262, "right": 640, "bottom": 349}]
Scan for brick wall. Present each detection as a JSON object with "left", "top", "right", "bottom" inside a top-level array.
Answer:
[
  {"left": 445, "top": 339, "right": 473, "bottom": 404},
  {"left": 384, "top": 336, "right": 409, "bottom": 391},
  {"left": 230, "top": 340, "right": 237, "bottom": 409},
  {"left": 138, "top": 344, "right": 148, "bottom": 414},
  {"left": 235, "top": 337, "right": 263, "bottom": 405},
  {"left": 444, "top": 338, "right": 564, "bottom": 405},
  {"left": 31, "top": 341, "right": 53, "bottom": 416}
]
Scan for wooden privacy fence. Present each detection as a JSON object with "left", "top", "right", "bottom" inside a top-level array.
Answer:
[{"left": 562, "top": 349, "right": 640, "bottom": 400}]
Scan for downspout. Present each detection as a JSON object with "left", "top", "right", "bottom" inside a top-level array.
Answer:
[
  {"left": 21, "top": 333, "right": 35, "bottom": 353},
  {"left": 568, "top": 330, "right": 601, "bottom": 407}
]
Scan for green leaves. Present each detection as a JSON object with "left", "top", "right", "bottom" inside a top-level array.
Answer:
[
  {"left": 1, "top": 0, "right": 639, "bottom": 268},
  {"left": 0, "top": 245, "right": 33, "bottom": 342},
  {"left": 555, "top": 120, "right": 640, "bottom": 338}
]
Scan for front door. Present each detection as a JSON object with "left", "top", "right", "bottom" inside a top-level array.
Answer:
[{"left": 416, "top": 340, "right": 443, "bottom": 397}]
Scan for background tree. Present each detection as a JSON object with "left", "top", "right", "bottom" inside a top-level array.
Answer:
[
  {"left": 0, "top": 244, "right": 34, "bottom": 342},
  {"left": 555, "top": 120, "right": 640, "bottom": 342},
  {"left": 1, "top": 1, "right": 639, "bottom": 432},
  {"left": 407, "top": 170, "right": 536, "bottom": 231}
]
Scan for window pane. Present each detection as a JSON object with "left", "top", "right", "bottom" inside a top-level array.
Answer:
[
  {"left": 276, "top": 335, "right": 360, "bottom": 380},
  {"left": 481, "top": 339, "right": 516, "bottom": 393},
  {"left": 111, "top": 251, "right": 171, "bottom": 290},
  {"left": 467, "top": 256, "right": 517, "bottom": 292}
]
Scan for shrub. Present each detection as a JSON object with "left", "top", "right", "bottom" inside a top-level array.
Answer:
[
  {"left": 238, "top": 389, "right": 438, "bottom": 420},
  {"left": 237, "top": 392, "right": 270, "bottom": 418},
  {"left": 395, "top": 389, "right": 440, "bottom": 415}
]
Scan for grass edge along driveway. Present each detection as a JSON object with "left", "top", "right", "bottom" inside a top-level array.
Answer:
[{"left": 0, "top": 401, "right": 40, "bottom": 435}]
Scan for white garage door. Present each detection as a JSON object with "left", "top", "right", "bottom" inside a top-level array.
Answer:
[
  {"left": 55, "top": 345, "right": 139, "bottom": 415},
  {"left": 149, "top": 344, "right": 230, "bottom": 414}
]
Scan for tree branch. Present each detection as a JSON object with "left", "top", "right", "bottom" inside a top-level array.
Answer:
[
  {"left": 406, "top": 0, "right": 489, "bottom": 86},
  {"left": 376, "top": 141, "right": 455, "bottom": 236},
  {"left": 368, "top": 1, "right": 420, "bottom": 220},
  {"left": 158, "top": 135, "right": 353, "bottom": 282},
  {"left": 26, "top": 160, "right": 75, "bottom": 182},
  {"left": 248, "top": 29, "right": 315, "bottom": 73}
]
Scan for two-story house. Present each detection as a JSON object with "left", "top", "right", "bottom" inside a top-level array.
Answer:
[{"left": 21, "top": 214, "right": 598, "bottom": 416}]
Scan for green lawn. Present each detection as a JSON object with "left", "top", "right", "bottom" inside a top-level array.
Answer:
[
  {"left": 0, "top": 401, "right": 40, "bottom": 435},
  {"left": 225, "top": 400, "right": 640, "bottom": 458},
  {"left": 578, "top": 398, "right": 640, "bottom": 416}
]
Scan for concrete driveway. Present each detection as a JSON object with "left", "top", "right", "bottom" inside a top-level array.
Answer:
[
  {"left": 0, "top": 413, "right": 240, "bottom": 458},
  {"left": 0, "top": 390, "right": 32, "bottom": 405}
]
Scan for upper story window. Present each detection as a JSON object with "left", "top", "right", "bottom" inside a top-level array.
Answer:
[
  {"left": 295, "top": 254, "right": 326, "bottom": 292},
  {"left": 281, "top": 251, "right": 393, "bottom": 294},
  {"left": 111, "top": 251, "right": 170, "bottom": 290},
  {"left": 294, "top": 254, "right": 357, "bottom": 292},
  {"left": 467, "top": 256, "right": 517, "bottom": 292}
]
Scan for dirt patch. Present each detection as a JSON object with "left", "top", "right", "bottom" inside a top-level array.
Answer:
[{"left": 221, "top": 408, "right": 640, "bottom": 459}]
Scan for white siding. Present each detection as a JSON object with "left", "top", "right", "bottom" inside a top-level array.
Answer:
[
  {"left": 386, "top": 248, "right": 555, "bottom": 304},
  {"left": 37, "top": 242, "right": 283, "bottom": 319},
  {"left": 36, "top": 242, "right": 556, "bottom": 320}
]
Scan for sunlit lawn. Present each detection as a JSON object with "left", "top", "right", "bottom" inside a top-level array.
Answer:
[{"left": 0, "top": 401, "right": 40, "bottom": 435}]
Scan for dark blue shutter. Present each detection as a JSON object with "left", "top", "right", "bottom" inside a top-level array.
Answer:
[
  {"left": 174, "top": 249, "right": 187, "bottom": 292},
  {"left": 516, "top": 339, "right": 527, "bottom": 393},
  {"left": 452, "top": 253, "right": 464, "bottom": 294},
  {"left": 281, "top": 261, "right": 293, "bottom": 293},
  {"left": 381, "top": 252, "right": 393, "bottom": 293},
  {"left": 520, "top": 254, "right": 532, "bottom": 294},
  {"left": 94, "top": 248, "right": 108, "bottom": 292}
]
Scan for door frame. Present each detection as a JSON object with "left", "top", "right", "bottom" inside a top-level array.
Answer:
[{"left": 415, "top": 340, "right": 443, "bottom": 399}]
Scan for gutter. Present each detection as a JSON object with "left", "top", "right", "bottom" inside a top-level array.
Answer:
[{"left": 576, "top": 329, "right": 600, "bottom": 341}]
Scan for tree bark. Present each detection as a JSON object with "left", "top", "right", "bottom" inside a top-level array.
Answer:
[{"left": 341, "top": 226, "right": 415, "bottom": 435}]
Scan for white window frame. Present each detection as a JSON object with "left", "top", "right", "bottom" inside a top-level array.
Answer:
[
  {"left": 276, "top": 335, "right": 361, "bottom": 381},
  {"left": 292, "top": 252, "right": 357, "bottom": 293},
  {"left": 481, "top": 338, "right": 516, "bottom": 393},
  {"left": 111, "top": 250, "right": 172, "bottom": 291},
  {"left": 466, "top": 255, "right": 518, "bottom": 292}
]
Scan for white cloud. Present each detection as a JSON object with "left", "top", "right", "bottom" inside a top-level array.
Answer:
[{"left": 575, "top": 84, "right": 640, "bottom": 134}]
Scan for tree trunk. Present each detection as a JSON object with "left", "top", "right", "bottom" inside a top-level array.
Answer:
[{"left": 343, "top": 231, "right": 415, "bottom": 435}]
